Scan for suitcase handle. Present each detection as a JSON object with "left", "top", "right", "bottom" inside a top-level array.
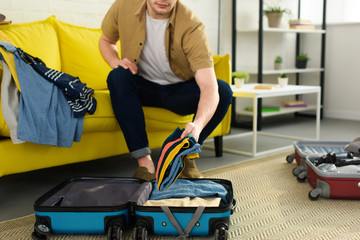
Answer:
[{"left": 160, "top": 205, "right": 205, "bottom": 237}]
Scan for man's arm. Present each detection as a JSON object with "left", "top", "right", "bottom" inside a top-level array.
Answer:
[
  {"left": 99, "top": 34, "right": 138, "bottom": 74},
  {"left": 181, "top": 67, "right": 219, "bottom": 141}
]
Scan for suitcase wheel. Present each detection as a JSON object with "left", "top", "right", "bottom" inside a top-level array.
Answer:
[
  {"left": 107, "top": 219, "right": 124, "bottom": 240},
  {"left": 292, "top": 167, "right": 300, "bottom": 176},
  {"left": 34, "top": 221, "right": 51, "bottom": 235},
  {"left": 107, "top": 225, "right": 123, "bottom": 240},
  {"left": 31, "top": 231, "right": 47, "bottom": 240},
  {"left": 308, "top": 189, "right": 321, "bottom": 201},
  {"left": 296, "top": 171, "right": 307, "bottom": 183},
  {"left": 286, "top": 153, "right": 295, "bottom": 163},
  {"left": 292, "top": 165, "right": 306, "bottom": 176},
  {"left": 214, "top": 223, "right": 229, "bottom": 240},
  {"left": 133, "top": 220, "right": 149, "bottom": 240},
  {"left": 133, "top": 226, "right": 148, "bottom": 240}
]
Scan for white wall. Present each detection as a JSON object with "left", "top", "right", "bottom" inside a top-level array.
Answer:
[
  {"left": 0, "top": 0, "right": 221, "bottom": 54},
  {"left": 301, "top": 0, "right": 360, "bottom": 120},
  {"left": 322, "top": 23, "right": 360, "bottom": 120},
  {"left": 301, "top": 0, "right": 360, "bottom": 24},
  {"left": 0, "top": 0, "right": 113, "bottom": 28}
]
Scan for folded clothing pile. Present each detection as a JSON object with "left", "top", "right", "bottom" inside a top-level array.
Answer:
[
  {"left": 146, "top": 179, "right": 229, "bottom": 207},
  {"left": 155, "top": 127, "right": 202, "bottom": 192}
]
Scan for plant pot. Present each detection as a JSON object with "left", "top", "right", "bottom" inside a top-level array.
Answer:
[
  {"left": 296, "top": 59, "right": 308, "bottom": 69},
  {"left": 266, "top": 12, "right": 283, "bottom": 28},
  {"left": 278, "top": 77, "right": 288, "bottom": 88},
  {"left": 0, "top": 14, "right": 5, "bottom": 22},
  {"left": 234, "top": 78, "right": 245, "bottom": 88},
  {"left": 274, "top": 62, "right": 282, "bottom": 70}
]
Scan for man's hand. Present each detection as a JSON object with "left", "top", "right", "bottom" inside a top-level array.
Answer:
[
  {"left": 110, "top": 57, "right": 138, "bottom": 74},
  {"left": 181, "top": 122, "right": 202, "bottom": 142}
]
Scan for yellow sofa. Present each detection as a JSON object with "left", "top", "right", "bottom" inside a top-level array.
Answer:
[{"left": 0, "top": 16, "right": 231, "bottom": 178}]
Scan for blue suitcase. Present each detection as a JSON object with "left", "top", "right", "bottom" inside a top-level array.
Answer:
[
  {"left": 133, "top": 178, "right": 236, "bottom": 240},
  {"left": 32, "top": 177, "right": 235, "bottom": 240},
  {"left": 32, "top": 177, "right": 152, "bottom": 240}
]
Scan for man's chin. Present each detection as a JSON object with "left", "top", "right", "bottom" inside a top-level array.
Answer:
[
  {"left": 155, "top": 9, "right": 170, "bottom": 15},
  {"left": 153, "top": 10, "right": 171, "bottom": 18}
]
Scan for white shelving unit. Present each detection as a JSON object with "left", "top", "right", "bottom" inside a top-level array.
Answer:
[
  {"left": 237, "top": 28, "right": 326, "bottom": 34},
  {"left": 246, "top": 68, "right": 324, "bottom": 75},
  {"left": 231, "top": 0, "right": 327, "bottom": 129},
  {"left": 237, "top": 105, "right": 318, "bottom": 117},
  {"left": 226, "top": 83, "right": 321, "bottom": 157}
]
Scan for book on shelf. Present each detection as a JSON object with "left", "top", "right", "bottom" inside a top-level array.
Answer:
[
  {"left": 254, "top": 84, "right": 278, "bottom": 90},
  {"left": 290, "top": 25, "right": 315, "bottom": 30},
  {"left": 284, "top": 103, "right": 308, "bottom": 107},
  {"left": 289, "top": 19, "right": 312, "bottom": 25},
  {"left": 282, "top": 100, "right": 304, "bottom": 105},
  {"left": 289, "top": 19, "right": 315, "bottom": 30},
  {"left": 282, "top": 100, "right": 307, "bottom": 108},
  {"left": 245, "top": 105, "right": 280, "bottom": 113}
]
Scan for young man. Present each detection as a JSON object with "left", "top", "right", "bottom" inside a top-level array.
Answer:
[{"left": 100, "top": 0, "right": 232, "bottom": 181}]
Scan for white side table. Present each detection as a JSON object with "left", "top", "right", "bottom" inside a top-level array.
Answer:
[{"left": 225, "top": 84, "right": 321, "bottom": 157}]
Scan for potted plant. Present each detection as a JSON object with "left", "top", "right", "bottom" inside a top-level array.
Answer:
[
  {"left": 278, "top": 73, "right": 288, "bottom": 87},
  {"left": 296, "top": 53, "right": 310, "bottom": 69},
  {"left": 264, "top": 6, "right": 291, "bottom": 28},
  {"left": 232, "top": 71, "right": 250, "bottom": 88},
  {"left": 274, "top": 55, "right": 282, "bottom": 70}
]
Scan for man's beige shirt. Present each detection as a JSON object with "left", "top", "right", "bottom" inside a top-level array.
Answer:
[{"left": 101, "top": 0, "right": 213, "bottom": 81}]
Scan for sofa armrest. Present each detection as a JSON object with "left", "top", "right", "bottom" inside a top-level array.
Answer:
[
  {"left": 209, "top": 54, "right": 232, "bottom": 157},
  {"left": 213, "top": 54, "right": 231, "bottom": 85},
  {"left": 211, "top": 54, "right": 232, "bottom": 136}
]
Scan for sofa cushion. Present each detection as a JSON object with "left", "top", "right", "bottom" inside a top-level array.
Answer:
[
  {"left": 52, "top": 16, "right": 120, "bottom": 90},
  {"left": 82, "top": 55, "right": 229, "bottom": 134},
  {"left": 0, "top": 17, "right": 61, "bottom": 71},
  {"left": 83, "top": 90, "right": 194, "bottom": 133}
]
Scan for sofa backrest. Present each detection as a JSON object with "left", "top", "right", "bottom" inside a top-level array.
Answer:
[
  {"left": 51, "top": 16, "right": 119, "bottom": 90},
  {"left": 0, "top": 17, "right": 61, "bottom": 71},
  {"left": 0, "top": 16, "right": 120, "bottom": 90}
]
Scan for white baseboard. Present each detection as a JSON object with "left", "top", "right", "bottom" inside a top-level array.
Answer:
[{"left": 323, "top": 110, "right": 360, "bottom": 121}]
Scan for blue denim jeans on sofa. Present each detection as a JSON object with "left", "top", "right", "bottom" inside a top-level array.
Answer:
[{"left": 107, "top": 67, "right": 233, "bottom": 159}]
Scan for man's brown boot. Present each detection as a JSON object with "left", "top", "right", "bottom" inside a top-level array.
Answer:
[
  {"left": 132, "top": 167, "right": 155, "bottom": 181},
  {"left": 180, "top": 153, "right": 204, "bottom": 179}
]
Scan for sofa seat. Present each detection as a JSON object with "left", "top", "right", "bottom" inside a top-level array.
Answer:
[{"left": 83, "top": 90, "right": 193, "bottom": 133}]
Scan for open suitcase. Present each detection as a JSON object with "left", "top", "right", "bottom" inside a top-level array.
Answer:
[
  {"left": 306, "top": 155, "right": 360, "bottom": 200},
  {"left": 133, "top": 178, "right": 235, "bottom": 240},
  {"left": 32, "top": 177, "right": 235, "bottom": 240},
  {"left": 286, "top": 141, "right": 349, "bottom": 182}
]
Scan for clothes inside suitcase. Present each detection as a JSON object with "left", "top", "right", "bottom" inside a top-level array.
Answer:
[
  {"left": 286, "top": 141, "right": 349, "bottom": 182},
  {"left": 32, "top": 177, "right": 235, "bottom": 240}
]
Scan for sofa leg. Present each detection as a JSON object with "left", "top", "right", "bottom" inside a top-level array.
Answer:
[{"left": 214, "top": 136, "right": 223, "bottom": 157}]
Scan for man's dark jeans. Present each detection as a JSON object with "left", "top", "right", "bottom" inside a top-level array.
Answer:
[{"left": 107, "top": 67, "right": 233, "bottom": 159}]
